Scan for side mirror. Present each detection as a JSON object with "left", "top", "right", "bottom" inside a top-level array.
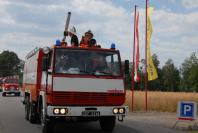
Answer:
[
  {"left": 124, "top": 60, "right": 129, "bottom": 75},
  {"left": 42, "top": 47, "right": 51, "bottom": 55},
  {"left": 42, "top": 57, "right": 48, "bottom": 71},
  {"left": 42, "top": 51, "right": 52, "bottom": 72},
  {"left": 48, "top": 69, "right": 52, "bottom": 74}
]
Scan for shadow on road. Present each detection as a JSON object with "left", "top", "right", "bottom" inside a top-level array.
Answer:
[
  {"left": 53, "top": 122, "right": 140, "bottom": 133},
  {"left": 1, "top": 95, "right": 22, "bottom": 97}
]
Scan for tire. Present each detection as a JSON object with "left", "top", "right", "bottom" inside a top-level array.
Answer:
[
  {"left": 28, "top": 102, "right": 37, "bottom": 123},
  {"left": 40, "top": 106, "right": 54, "bottom": 133},
  {"left": 42, "top": 119, "right": 54, "bottom": 133},
  {"left": 2, "top": 92, "right": 6, "bottom": 97},
  {"left": 25, "top": 96, "right": 30, "bottom": 120},
  {"left": 99, "top": 116, "right": 116, "bottom": 132},
  {"left": 25, "top": 96, "right": 37, "bottom": 123}
]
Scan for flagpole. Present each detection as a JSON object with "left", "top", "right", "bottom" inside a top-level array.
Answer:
[
  {"left": 132, "top": 5, "right": 137, "bottom": 112},
  {"left": 145, "top": 0, "right": 148, "bottom": 111}
]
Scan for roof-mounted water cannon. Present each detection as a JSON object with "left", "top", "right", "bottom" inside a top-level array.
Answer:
[{"left": 62, "top": 12, "right": 71, "bottom": 43}]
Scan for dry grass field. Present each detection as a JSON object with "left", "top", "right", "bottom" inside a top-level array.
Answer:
[{"left": 125, "top": 90, "right": 198, "bottom": 112}]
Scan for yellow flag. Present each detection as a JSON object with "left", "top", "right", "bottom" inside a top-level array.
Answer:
[{"left": 147, "top": 7, "right": 158, "bottom": 81}]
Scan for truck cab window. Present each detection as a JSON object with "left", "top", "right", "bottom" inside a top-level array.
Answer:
[{"left": 54, "top": 49, "right": 121, "bottom": 76}]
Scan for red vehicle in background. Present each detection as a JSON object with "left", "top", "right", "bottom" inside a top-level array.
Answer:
[
  {"left": 2, "top": 78, "right": 20, "bottom": 96},
  {"left": 0, "top": 78, "right": 3, "bottom": 92}
]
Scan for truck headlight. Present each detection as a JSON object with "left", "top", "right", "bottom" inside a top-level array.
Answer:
[
  {"left": 119, "top": 108, "right": 125, "bottom": 114},
  {"left": 113, "top": 108, "right": 125, "bottom": 114},
  {"left": 113, "top": 108, "right": 119, "bottom": 114},
  {"left": 53, "top": 108, "right": 59, "bottom": 114},
  {"left": 60, "top": 109, "right": 66, "bottom": 114}
]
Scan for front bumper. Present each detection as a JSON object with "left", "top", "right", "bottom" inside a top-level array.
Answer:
[
  {"left": 47, "top": 106, "right": 128, "bottom": 117},
  {"left": 3, "top": 90, "right": 20, "bottom": 94}
]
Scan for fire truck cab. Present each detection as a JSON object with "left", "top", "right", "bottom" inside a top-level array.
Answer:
[
  {"left": 23, "top": 45, "right": 129, "bottom": 133},
  {"left": 2, "top": 78, "right": 20, "bottom": 96}
]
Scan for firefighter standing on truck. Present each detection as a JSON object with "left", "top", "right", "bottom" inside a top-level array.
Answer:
[
  {"left": 80, "top": 30, "right": 94, "bottom": 47},
  {"left": 67, "top": 26, "right": 79, "bottom": 47}
]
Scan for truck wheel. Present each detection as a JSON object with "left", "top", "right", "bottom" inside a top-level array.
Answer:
[
  {"left": 2, "top": 92, "right": 6, "bottom": 97},
  {"left": 42, "top": 120, "right": 54, "bottom": 133},
  {"left": 41, "top": 108, "right": 54, "bottom": 133},
  {"left": 99, "top": 116, "right": 116, "bottom": 132},
  {"left": 28, "top": 102, "right": 37, "bottom": 123},
  {"left": 25, "top": 96, "right": 30, "bottom": 120}
]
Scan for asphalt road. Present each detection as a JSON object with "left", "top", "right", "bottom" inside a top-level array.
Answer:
[{"left": 0, "top": 93, "right": 184, "bottom": 133}]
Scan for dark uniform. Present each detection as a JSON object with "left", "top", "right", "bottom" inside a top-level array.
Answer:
[{"left": 71, "top": 34, "right": 79, "bottom": 47}]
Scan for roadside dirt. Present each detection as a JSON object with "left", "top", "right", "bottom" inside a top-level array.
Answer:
[{"left": 125, "top": 112, "right": 198, "bottom": 132}]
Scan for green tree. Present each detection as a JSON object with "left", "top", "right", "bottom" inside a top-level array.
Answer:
[
  {"left": 18, "top": 60, "right": 25, "bottom": 85},
  {"left": 180, "top": 52, "right": 198, "bottom": 92},
  {"left": 161, "top": 59, "right": 180, "bottom": 91},
  {"left": 0, "top": 51, "right": 20, "bottom": 77},
  {"left": 124, "top": 60, "right": 145, "bottom": 90}
]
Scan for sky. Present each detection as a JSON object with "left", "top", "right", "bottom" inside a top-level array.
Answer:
[{"left": 0, "top": 0, "right": 198, "bottom": 68}]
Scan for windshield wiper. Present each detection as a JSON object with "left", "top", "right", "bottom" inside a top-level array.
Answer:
[
  {"left": 94, "top": 71, "right": 112, "bottom": 75},
  {"left": 79, "top": 70, "right": 91, "bottom": 74}
]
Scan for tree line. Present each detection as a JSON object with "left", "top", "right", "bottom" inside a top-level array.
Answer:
[
  {"left": 0, "top": 51, "right": 24, "bottom": 84},
  {"left": 0, "top": 50, "right": 197, "bottom": 92},
  {"left": 125, "top": 52, "right": 198, "bottom": 92}
]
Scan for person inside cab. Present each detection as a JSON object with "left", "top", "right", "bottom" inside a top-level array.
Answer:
[
  {"left": 87, "top": 53, "right": 107, "bottom": 74},
  {"left": 55, "top": 54, "right": 70, "bottom": 73}
]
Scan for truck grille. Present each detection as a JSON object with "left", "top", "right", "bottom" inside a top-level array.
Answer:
[{"left": 52, "top": 91, "right": 125, "bottom": 106}]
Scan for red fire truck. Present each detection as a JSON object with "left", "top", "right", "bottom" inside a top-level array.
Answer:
[
  {"left": 2, "top": 77, "right": 20, "bottom": 96},
  {"left": 0, "top": 78, "right": 3, "bottom": 92},
  {"left": 23, "top": 45, "right": 129, "bottom": 133},
  {"left": 22, "top": 12, "right": 129, "bottom": 133}
]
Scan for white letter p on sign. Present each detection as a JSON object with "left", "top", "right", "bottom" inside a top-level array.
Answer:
[{"left": 184, "top": 105, "right": 191, "bottom": 115}]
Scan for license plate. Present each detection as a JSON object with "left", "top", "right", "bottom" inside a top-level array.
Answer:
[{"left": 81, "top": 111, "right": 100, "bottom": 116}]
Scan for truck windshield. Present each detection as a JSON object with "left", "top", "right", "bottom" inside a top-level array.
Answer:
[{"left": 54, "top": 49, "right": 121, "bottom": 76}]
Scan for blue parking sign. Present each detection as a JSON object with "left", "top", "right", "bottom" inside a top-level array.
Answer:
[{"left": 178, "top": 101, "right": 197, "bottom": 120}]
